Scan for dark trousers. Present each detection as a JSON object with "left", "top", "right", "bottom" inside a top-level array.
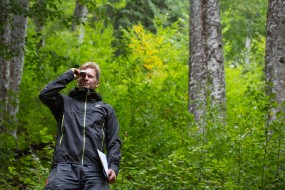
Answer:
[{"left": 44, "top": 164, "right": 109, "bottom": 190}]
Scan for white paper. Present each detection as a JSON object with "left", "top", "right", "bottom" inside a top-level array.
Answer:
[{"left": 97, "top": 149, "right": 109, "bottom": 178}]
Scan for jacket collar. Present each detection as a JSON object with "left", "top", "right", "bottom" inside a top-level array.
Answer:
[{"left": 69, "top": 87, "right": 102, "bottom": 101}]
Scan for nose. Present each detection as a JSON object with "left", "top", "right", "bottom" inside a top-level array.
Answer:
[
  {"left": 83, "top": 75, "right": 89, "bottom": 80},
  {"left": 81, "top": 73, "right": 88, "bottom": 79}
]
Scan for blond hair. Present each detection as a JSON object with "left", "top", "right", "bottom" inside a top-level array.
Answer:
[{"left": 79, "top": 62, "right": 101, "bottom": 81}]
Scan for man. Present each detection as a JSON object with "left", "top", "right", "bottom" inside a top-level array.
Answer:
[{"left": 39, "top": 62, "right": 121, "bottom": 190}]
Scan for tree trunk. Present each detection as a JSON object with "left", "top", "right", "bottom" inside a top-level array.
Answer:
[
  {"left": 33, "top": 0, "right": 45, "bottom": 50},
  {"left": 9, "top": 0, "right": 29, "bottom": 138},
  {"left": 265, "top": 0, "right": 285, "bottom": 111},
  {"left": 0, "top": 0, "right": 12, "bottom": 133},
  {"left": 245, "top": 35, "right": 251, "bottom": 65},
  {"left": 189, "top": 0, "right": 207, "bottom": 133},
  {"left": 206, "top": 0, "right": 226, "bottom": 118},
  {"left": 72, "top": 0, "right": 88, "bottom": 43},
  {"left": 189, "top": 0, "right": 226, "bottom": 131},
  {"left": 263, "top": 0, "right": 285, "bottom": 188},
  {"left": 0, "top": 0, "right": 29, "bottom": 138}
]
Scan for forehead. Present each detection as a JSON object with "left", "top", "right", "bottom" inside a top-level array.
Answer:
[{"left": 84, "top": 67, "right": 96, "bottom": 76}]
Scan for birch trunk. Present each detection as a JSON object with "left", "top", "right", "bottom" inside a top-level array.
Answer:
[{"left": 189, "top": 0, "right": 207, "bottom": 132}]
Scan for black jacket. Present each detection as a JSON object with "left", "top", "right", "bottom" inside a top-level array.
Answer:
[{"left": 39, "top": 70, "right": 121, "bottom": 175}]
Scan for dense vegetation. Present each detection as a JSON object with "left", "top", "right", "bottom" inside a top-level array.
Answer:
[{"left": 2, "top": 0, "right": 285, "bottom": 189}]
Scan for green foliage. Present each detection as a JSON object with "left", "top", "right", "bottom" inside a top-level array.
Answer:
[
  {"left": 221, "top": 0, "right": 267, "bottom": 65},
  {"left": 92, "top": 0, "right": 188, "bottom": 32},
  {"left": 3, "top": 0, "right": 285, "bottom": 189},
  {"left": 90, "top": 0, "right": 188, "bottom": 55},
  {"left": 3, "top": 152, "right": 49, "bottom": 190}
]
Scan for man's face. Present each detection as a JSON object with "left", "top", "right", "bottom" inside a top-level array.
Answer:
[{"left": 77, "top": 68, "right": 99, "bottom": 90}]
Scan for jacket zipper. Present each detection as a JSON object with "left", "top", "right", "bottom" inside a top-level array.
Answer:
[
  {"left": 59, "top": 115, "right": 64, "bottom": 146},
  {"left": 81, "top": 90, "right": 89, "bottom": 165}
]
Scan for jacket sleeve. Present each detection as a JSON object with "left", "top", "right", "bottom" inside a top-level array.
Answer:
[
  {"left": 105, "top": 106, "right": 122, "bottom": 176},
  {"left": 39, "top": 70, "right": 74, "bottom": 120}
]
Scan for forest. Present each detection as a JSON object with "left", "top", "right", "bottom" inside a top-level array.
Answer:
[{"left": 1, "top": 0, "right": 285, "bottom": 189}]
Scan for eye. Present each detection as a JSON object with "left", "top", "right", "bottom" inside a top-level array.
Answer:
[{"left": 88, "top": 74, "right": 95, "bottom": 78}]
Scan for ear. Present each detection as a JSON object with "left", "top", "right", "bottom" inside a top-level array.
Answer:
[{"left": 95, "top": 81, "right": 100, "bottom": 88}]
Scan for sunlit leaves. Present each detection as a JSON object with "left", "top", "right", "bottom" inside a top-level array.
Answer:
[{"left": 128, "top": 24, "right": 163, "bottom": 71}]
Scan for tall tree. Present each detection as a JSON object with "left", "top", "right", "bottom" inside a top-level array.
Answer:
[
  {"left": 189, "top": 0, "right": 226, "bottom": 131},
  {"left": 262, "top": 0, "right": 285, "bottom": 185},
  {"left": 206, "top": 0, "right": 226, "bottom": 116},
  {"left": 0, "top": 0, "right": 11, "bottom": 132},
  {"left": 265, "top": 0, "right": 285, "bottom": 111},
  {"left": 0, "top": 0, "right": 29, "bottom": 139},
  {"left": 32, "top": 0, "right": 46, "bottom": 50},
  {"left": 188, "top": 0, "right": 207, "bottom": 132},
  {"left": 264, "top": 0, "right": 285, "bottom": 188},
  {"left": 72, "top": 0, "right": 88, "bottom": 43}
]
